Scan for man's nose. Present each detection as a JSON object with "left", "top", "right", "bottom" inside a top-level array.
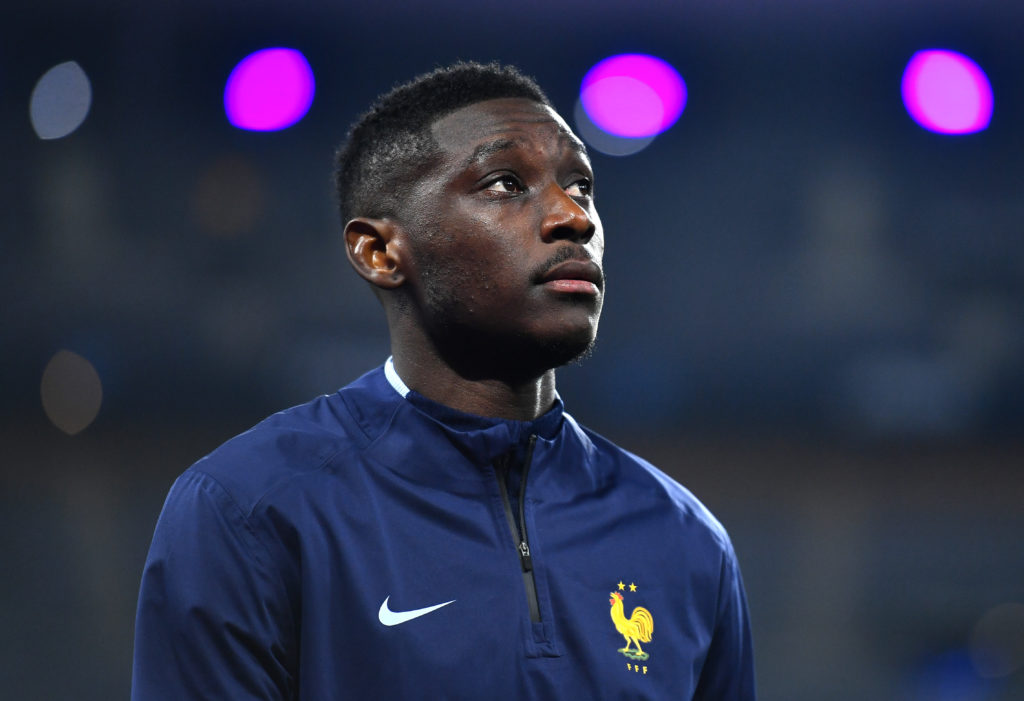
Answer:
[{"left": 539, "top": 184, "right": 596, "bottom": 244}]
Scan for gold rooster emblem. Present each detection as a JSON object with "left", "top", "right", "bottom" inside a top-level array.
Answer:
[{"left": 609, "top": 588, "right": 653, "bottom": 661}]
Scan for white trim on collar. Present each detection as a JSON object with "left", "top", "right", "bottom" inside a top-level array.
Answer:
[
  {"left": 384, "top": 355, "right": 563, "bottom": 404},
  {"left": 384, "top": 356, "right": 411, "bottom": 398}
]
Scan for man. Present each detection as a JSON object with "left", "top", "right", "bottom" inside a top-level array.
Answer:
[{"left": 132, "top": 62, "right": 756, "bottom": 700}]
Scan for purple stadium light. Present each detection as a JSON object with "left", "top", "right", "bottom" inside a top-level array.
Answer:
[
  {"left": 580, "top": 54, "right": 686, "bottom": 138},
  {"left": 901, "top": 50, "right": 992, "bottom": 135},
  {"left": 224, "top": 48, "right": 315, "bottom": 131}
]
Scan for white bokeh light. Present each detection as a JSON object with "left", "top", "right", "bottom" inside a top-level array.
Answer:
[
  {"left": 573, "top": 99, "right": 654, "bottom": 157},
  {"left": 40, "top": 349, "right": 103, "bottom": 434},
  {"left": 30, "top": 61, "right": 92, "bottom": 140}
]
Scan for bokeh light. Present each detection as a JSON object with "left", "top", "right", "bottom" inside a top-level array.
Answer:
[
  {"left": 224, "top": 48, "right": 315, "bottom": 131},
  {"left": 30, "top": 61, "right": 92, "bottom": 139},
  {"left": 573, "top": 99, "right": 654, "bottom": 157},
  {"left": 40, "top": 349, "right": 103, "bottom": 434},
  {"left": 901, "top": 49, "right": 993, "bottom": 134},
  {"left": 970, "top": 602, "right": 1024, "bottom": 678},
  {"left": 905, "top": 648, "right": 996, "bottom": 701},
  {"left": 192, "top": 155, "right": 266, "bottom": 237},
  {"left": 580, "top": 54, "right": 686, "bottom": 138}
]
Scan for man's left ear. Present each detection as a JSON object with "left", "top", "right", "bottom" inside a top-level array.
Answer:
[{"left": 344, "top": 217, "right": 407, "bottom": 289}]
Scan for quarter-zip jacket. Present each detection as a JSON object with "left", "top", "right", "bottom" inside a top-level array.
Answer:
[{"left": 132, "top": 365, "right": 756, "bottom": 700}]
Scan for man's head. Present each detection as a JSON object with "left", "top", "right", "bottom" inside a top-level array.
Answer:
[
  {"left": 337, "top": 63, "right": 604, "bottom": 382},
  {"left": 335, "top": 62, "right": 552, "bottom": 228}
]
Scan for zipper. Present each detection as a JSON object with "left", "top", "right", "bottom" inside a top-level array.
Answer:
[{"left": 495, "top": 434, "right": 540, "bottom": 623}]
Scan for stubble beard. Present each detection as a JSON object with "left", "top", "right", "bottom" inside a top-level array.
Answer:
[{"left": 419, "top": 271, "right": 599, "bottom": 384}]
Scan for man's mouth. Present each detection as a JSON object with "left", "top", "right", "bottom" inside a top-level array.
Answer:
[{"left": 538, "top": 259, "right": 603, "bottom": 296}]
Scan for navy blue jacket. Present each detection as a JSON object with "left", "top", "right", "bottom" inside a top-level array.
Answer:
[{"left": 132, "top": 365, "right": 755, "bottom": 699}]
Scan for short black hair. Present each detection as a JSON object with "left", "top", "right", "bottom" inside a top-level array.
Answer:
[{"left": 334, "top": 61, "right": 551, "bottom": 226}]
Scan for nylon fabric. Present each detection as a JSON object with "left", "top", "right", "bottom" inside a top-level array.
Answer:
[{"left": 132, "top": 365, "right": 756, "bottom": 699}]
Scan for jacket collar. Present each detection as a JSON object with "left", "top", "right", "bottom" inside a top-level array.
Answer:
[{"left": 341, "top": 365, "right": 566, "bottom": 474}]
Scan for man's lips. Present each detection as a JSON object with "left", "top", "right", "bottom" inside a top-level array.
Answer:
[{"left": 538, "top": 259, "right": 603, "bottom": 295}]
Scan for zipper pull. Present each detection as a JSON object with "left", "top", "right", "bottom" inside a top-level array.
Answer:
[{"left": 519, "top": 541, "right": 533, "bottom": 572}]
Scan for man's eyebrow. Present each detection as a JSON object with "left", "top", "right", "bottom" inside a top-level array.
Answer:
[
  {"left": 564, "top": 136, "right": 590, "bottom": 162},
  {"left": 553, "top": 127, "right": 592, "bottom": 168},
  {"left": 460, "top": 134, "right": 590, "bottom": 170},
  {"left": 461, "top": 139, "right": 520, "bottom": 169}
]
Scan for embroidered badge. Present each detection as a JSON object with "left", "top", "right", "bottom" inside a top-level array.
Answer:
[{"left": 609, "top": 581, "right": 653, "bottom": 669}]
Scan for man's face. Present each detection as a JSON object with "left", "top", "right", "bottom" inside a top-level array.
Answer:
[{"left": 398, "top": 98, "right": 605, "bottom": 378}]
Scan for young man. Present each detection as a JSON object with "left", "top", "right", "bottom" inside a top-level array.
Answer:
[{"left": 132, "top": 62, "right": 756, "bottom": 700}]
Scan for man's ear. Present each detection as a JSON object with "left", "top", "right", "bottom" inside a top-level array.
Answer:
[{"left": 344, "top": 218, "right": 407, "bottom": 289}]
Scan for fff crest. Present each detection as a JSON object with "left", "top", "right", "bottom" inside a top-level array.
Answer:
[{"left": 608, "top": 581, "right": 653, "bottom": 665}]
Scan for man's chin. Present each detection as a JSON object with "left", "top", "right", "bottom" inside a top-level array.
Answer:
[
  {"left": 563, "top": 337, "right": 597, "bottom": 368},
  {"left": 542, "top": 332, "right": 597, "bottom": 370},
  {"left": 475, "top": 331, "right": 595, "bottom": 380},
  {"left": 428, "top": 323, "right": 597, "bottom": 383}
]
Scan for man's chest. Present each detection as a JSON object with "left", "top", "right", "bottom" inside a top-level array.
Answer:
[{"left": 279, "top": 476, "right": 719, "bottom": 700}]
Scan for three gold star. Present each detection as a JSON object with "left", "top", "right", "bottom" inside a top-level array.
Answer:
[{"left": 629, "top": 582, "right": 637, "bottom": 592}]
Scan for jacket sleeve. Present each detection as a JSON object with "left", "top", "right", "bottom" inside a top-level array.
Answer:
[
  {"left": 693, "top": 542, "right": 757, "bottom": 700},
  {"left": 131, "top": 469, "right": 296, "bottom": 700}
]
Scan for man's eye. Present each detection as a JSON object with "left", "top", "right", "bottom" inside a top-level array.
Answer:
[
  {"left": 566, "top": 178, "right": 593, "bottom": 198},
  {"left": 485, "top": 175, "right": 524, "bottom": 194}
]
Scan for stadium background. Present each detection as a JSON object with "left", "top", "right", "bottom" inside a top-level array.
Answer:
[{"left": 2, "top": 1, "right": 1022, "bottom": 698}]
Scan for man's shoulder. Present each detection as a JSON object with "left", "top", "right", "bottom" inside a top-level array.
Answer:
[
  {"left": 184, "top": 365, "right": 399, "bottom": 514},
  {"left": 570, "top": 418, "right": 734, "bottom": 553}
]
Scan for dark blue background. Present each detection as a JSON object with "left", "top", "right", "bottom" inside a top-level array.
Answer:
[{"left": 2, "top": 2, "right": 1022, "bottom": 699}]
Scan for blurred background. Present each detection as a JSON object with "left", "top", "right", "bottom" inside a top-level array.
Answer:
[{"left": 2, "top": 1, "right": 1023, "bottom": 698}]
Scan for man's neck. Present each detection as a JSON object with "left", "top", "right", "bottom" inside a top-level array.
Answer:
[{"left": 389, "top": 350, "right": 558, "bottom": 421}]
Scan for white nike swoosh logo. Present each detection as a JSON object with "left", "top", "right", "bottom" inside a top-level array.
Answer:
[{"left": 378, "top": 595, "right": 455, "bottom": 626}]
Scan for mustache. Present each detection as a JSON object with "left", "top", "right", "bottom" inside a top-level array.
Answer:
[{"left": 531, "top": 246, "right": 605, "bottom": 286}]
